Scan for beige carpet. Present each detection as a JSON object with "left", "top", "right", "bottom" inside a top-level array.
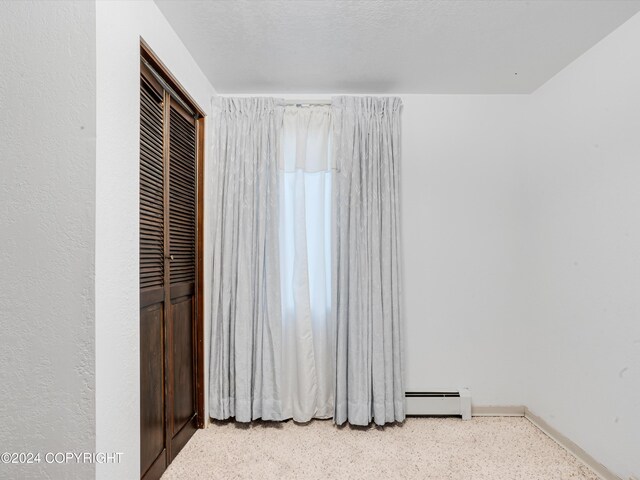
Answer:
[{"left": 161, "top": 417, "right": 600, "bottom": 480}]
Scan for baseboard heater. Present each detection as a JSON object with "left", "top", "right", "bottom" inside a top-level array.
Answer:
[{"left": 405, "top": 388, "right": 471, "bottom": 420}]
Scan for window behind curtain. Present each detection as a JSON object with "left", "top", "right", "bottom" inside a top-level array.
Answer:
[{"left": 278, "top": 105, "right": 334, "bottom": 421}]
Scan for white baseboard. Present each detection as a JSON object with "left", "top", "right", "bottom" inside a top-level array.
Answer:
[
  {"left": 524, "top": 408, "right": 621, "bottom": 480},
  {"left": 471, "top": 405, "right": 525, "bottom": 417}
]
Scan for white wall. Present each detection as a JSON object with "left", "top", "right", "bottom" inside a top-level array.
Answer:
[
  {"left": 0, "top": 2, "right": 96, "bottom": 479},
  {"left": 400, "top": 21, "right": 640, "bottom": 472},
  {"left": 523, "top": 12, "right": 640, "bottom": 479},
  {"left": 401, "top": 95, "right": 529, "bottom": 406},
  {"left": 96, "top": 1, "right": 216, "bottom": 478}
]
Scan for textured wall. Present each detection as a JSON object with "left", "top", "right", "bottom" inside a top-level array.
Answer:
[{"left": 0, "top": 1, "right": 96, "bottom": 479}]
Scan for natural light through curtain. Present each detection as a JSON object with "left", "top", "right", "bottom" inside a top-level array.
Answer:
[{"left": 279, "top": 105, "right": 334, "bottom": 421}]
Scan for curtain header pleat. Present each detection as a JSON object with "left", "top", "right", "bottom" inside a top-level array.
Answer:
[
  {"left": 212, "top": 96, "right": 285, "bottom": 117},
  {"left": 331, "top": 96, "right": 403, "bottom": 116}
]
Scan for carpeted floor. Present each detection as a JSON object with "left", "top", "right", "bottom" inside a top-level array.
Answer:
[{"left": 161, "top": 417, "right": 600, "bottom": 479}]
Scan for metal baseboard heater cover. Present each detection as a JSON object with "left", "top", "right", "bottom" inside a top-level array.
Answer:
[{"left": 405, "top": 389, "right": 471, "bottom": 420}]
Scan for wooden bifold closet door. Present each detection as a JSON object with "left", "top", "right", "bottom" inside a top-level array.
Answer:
[{"left": 139, "top": 56, "right": 201, "bottom": 480}]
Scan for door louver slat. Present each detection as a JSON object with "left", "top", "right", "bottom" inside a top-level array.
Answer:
[
  {"left": 169, "top": 107, "right": 196, "bottom": 286},
  {"left": 140, "top": 80, "right": 164, "bottom": 289}
]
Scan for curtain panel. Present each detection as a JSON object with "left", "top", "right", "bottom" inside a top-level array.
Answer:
[
  {"left": 209, "top": 97, "right": 284, "bottom": 421},
  {"left": 331, "top": 96, "right": 405, "bottom": 426}
]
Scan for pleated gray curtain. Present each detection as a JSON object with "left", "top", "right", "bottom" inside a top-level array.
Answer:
[
  {"left": 209, "top": 97, "right": 284, "bottom": 422},
  {"left": 331, "top": 96, "right": 405, "bottom": 426},
  {"left": 209, "top": 95, "right": 404, "bottom": 426}
]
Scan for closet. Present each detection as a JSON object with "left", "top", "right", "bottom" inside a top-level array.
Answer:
[{"left": 139, "top": 45, "right": 205, "bottom": 480}]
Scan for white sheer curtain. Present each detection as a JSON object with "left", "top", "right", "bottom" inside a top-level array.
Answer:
[{"left": 279, "top": 105, "right": 334, "bottom": 421}]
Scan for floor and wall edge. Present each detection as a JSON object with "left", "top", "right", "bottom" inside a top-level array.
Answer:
[
  {"left": 467, "top": 406, "right": 621, "bottom": 480},
  {"left": 523, "top": 408, "right": 621, "bottom": 480}
]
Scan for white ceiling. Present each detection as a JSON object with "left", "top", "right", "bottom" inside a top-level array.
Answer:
[{"left": 154, "top": 0, "right": 640, "bottom": 94}]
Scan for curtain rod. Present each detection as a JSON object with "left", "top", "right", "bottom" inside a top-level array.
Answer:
[{"left": 285, "top": 99, "right": 331, "bottom": 106}]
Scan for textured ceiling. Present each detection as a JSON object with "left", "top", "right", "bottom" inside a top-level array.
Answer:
[{"left": 154, "top": 0, "right": 640, "bottom": 94}]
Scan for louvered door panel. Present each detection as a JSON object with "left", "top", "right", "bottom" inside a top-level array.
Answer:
[
  {"left": 139, "top": 75, "right": 167, "bottom": 480},
  {"left": 169, "top": 107, "right": 196, "bottom": 286},
  {"left": 140, "top": 79, "right": 164, "bottom": 290},
  {"left": 140, "top": 58, "right": 200, "bottom": 480},
  {"left": 167, "top": 103, "right": 197, "bottom": 459}
]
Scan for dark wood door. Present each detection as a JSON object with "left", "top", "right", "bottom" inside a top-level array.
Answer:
[
  {"left": 140, "top": 73, "right": 167, "bottom": 480},
  {"left": 139, "top": 62, "right": 198, "bottom": 480},
  {"left": 167, "top": 104, "right": 197, "bottom": 459}
]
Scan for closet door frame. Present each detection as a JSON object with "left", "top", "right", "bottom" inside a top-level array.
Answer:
[{"left": 140, "top": 39, "right": 206, "bottom": 431}]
